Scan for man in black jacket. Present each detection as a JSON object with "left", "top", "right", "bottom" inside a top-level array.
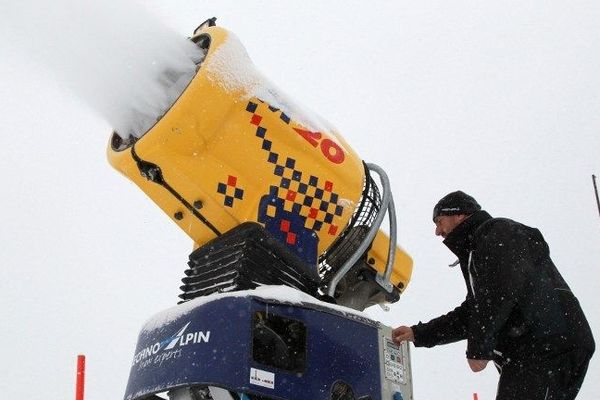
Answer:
[{"left": 393, "top": 191, "right": 595, "bottom": 399}]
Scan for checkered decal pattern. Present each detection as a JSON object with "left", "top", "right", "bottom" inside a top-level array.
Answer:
[
  {"left": 247, "top": 100, "right": 345, "bottom": 264},
  {"left": 217, "top": 175, "right": 244, "bottom": 208}
]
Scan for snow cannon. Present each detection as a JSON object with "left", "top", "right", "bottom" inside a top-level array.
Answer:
[{"left": 107, "top": 18, "right": 412, "bottom": 310}]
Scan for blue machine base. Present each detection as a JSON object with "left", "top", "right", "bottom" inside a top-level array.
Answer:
[{"left": 124, "top": 289, "right": 387, "bottom": 400}]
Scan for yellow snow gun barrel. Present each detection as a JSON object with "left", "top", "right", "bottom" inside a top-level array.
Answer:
[{"left": 106, "top": 20, "right": 411, "bottom": 308}]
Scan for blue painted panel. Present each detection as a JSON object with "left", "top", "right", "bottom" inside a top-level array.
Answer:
[
  {"left": 124, "top": 297, "right": 253, "bottom": 399},
  {"left": 124, "top": 296, "right": 382, "bottom": 400},
  {"left": 247, "top": 300, "right": 381, "bottom": 400}
]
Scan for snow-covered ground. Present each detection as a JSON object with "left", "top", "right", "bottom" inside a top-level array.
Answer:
[{"left": 1, "top": 2, "right": 598, "bottom": 400}]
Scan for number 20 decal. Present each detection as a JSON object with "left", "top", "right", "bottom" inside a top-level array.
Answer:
[{"left": 293, "top": 128, "right": 346, "bottom": 164}]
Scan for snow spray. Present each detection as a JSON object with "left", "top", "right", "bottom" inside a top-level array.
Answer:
[
  {"left": 75, "top": 354, "right": 85, "bottom": 400},
  {"left": 1, "top": 0, "right": 205, "bottom": 139}
]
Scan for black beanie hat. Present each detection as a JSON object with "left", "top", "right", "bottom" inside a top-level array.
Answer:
[{"left": 433, "top": 191, "right": 481, "bottom": 221}]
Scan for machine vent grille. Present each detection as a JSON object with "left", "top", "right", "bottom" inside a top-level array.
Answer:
[
  {"left": 317, "top": 163, "right": 382, "bottom": 282},
  {"left": 180, "top": 222, "right": 320, "bottom": 302}
]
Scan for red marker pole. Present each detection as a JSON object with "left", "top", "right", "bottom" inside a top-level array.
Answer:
[
  {"left": 75, "top": 355, "right": 86, "bottom": 400},
  {"left": 473, "top": 393, "right": 479, "bottom": 400}
]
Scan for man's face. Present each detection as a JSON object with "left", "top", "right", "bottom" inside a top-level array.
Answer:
[{"left": 434, "top": 214, "right": 468, "bottom": 238}]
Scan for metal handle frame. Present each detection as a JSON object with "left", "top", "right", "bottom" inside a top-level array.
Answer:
[{"left": 327, "top": 163, "right": 397, "bottom": 297}]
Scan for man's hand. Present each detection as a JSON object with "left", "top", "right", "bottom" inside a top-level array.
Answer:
[
  {"left": 467, "top": 359, "right": 489, "bottom": 372},
  {"left": 392, "top": 326, "right": 414, "bottom": 345}
]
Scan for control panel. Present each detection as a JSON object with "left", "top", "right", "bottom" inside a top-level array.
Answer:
[{"left": 379, "top": 325, "right": 413, "bottom": 400}]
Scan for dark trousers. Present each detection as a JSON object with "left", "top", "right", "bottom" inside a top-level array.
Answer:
[{"left": 496, "top": 349, "right": 593, "bottom": 400}]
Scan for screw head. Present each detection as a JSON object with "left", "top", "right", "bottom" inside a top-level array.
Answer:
[
  {"left": 174, "top": 211, "right": 184, "bottom": 220},
  {"left": 193, "top": 200, "right": 203, "bottom": 209}
]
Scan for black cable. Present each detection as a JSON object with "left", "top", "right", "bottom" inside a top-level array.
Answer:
[{"left": 130, "top": 145, "right": 222, "bottom": 237}]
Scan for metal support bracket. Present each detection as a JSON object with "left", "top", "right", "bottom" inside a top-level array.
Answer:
[{"left": 327, "top": 163, "right": 397, "bottom": 297}]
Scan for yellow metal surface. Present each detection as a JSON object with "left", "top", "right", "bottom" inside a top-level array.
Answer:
[
  {"left": 107, "top": 24, "right": 412, "bottom": 293},
  {"left": 367, "top": 231, "right": 413, "bottom": 292},
  {"left": 108, "top": 26, "right": 364, "bottom": 260}
]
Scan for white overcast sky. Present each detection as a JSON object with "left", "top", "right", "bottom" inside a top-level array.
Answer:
[{"left": 1, "top": 1, "right": 599, "bottom": 400}]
